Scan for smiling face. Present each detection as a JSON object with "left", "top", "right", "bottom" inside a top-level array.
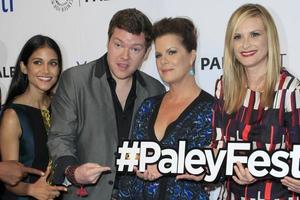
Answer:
[
  {"left": 233, "top": 16, "right": 268, "bottom": 72},
  {"left": 107, "top": 28, "right": 148, "bottom": 81},
  {"left": 154, "top": 34, "right": 196, "bottom": 85},
  {"left": 21, "top": 46, "right": 60, "bottom": 94}
]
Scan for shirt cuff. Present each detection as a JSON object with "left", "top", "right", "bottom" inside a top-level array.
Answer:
[
  {"left": 52, "top": 155, "right": 78, "bottom": 185},
  {"left": 62, "top": 177, "right": 72, "bottom": 187}
]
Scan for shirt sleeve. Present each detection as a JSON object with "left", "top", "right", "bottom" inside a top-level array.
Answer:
[
  {"left": 47, "top": 70, "right": 79, "bottom": 184},
  {"left": 211, "top": 78, "right": 225, "bottom": 149},
  {"left": 284, "top": 81, "right": 300, "bottom": 149},
  {"left": 118, "top": 99, "right": 154, "bottom": 198},
  {"left": 131, "top": 99, "right": 153, "bottom": 141}
]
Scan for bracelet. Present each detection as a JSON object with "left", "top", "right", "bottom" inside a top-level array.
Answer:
[
  {"left": 65, "top": 165, "right": 89, "bottom": 197},
  {"left": 65, "top": 165, "right": 79, "bottom": 185}
]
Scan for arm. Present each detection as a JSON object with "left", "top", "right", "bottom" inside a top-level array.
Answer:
[
  {"left": 0, "top": 109, "right": 66, "bottom": 199},
  {"left": 212, "top": 79, "right": 256, "bottom": 185},
  {"left": 118, "top": 99, "right": 161, "bottom": 200},
  {"left": 281, "top": 83, "right": 300, "bottom": 193},
  {"left": 47, "top": 71, "right": 80, "bottom": 184},
  {"left": 211, "top": 78, "right": 225, "bottom": 150},
  {"left": 0, "top": 108, "right": 27, "bottom": 195},
  {"left": 177, "top": 97, "right": 213, "bottom": 182},
  {"left": 210, "top": 78, "right": 229, "bottom": 184},
  {"left": 131, "top": 99, "right": 162, "bottom": 181},
  {"left": 0, "top": 161, "right": 44, "bottom": 186},
  {"left": 48, "top": 71, "right": 110, "bottom": 185}
]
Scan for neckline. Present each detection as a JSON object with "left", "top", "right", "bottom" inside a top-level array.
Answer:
[
  {"left": 10, "top": 103, "right": 50, "bottom": 112},
  {"left": 150, "top": 91, "right": 204, "bottom": 143}
]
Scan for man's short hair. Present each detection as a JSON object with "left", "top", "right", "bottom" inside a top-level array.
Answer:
[{"left": 108, "top": 8, "right": 153, "bottom": 49}]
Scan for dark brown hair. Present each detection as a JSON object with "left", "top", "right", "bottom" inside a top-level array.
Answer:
[
  {"left": 153, "top": 17, "right": 197, "bottom": 52},
  {"left": 5, "top": 35, "right": 62, "bottom": 106},
  {"left": 108, "top": 8, "right": 153, "bottom": 49}
]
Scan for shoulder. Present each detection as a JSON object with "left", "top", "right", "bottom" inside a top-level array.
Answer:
[
  {"left": 138, "top": 94, "right": 164, "bottom": 113},
  {"left": 274, "top": 69, "right": 300, "bottom": 112},
  {"left": 57, "top": 59, "right": 100, "bottom": 91},
  {"left": 138, "top": 71, "right": 165, "bottom": 91},
  {"left": 214, "top": 75, "right": 223, "bottom": 99},
  {"left": 0, "top": 108, "right": 21, "bottom": 134},
  {"left": 276, "top": 69, "right": 300, "bottom": 91},
  {"left": 143, "top": 93, "right": 164, "bottom": 104},
  {"left": 194, "top": 90, "right": 214, "bottom": 118},
  {"left": 199, "top": 90, "right": 214, "bottom": 104},
  {"left": 62, "top": 59, "right": 98, "bottom": 79},
  {"left": 1, "top": 107, "right": 18, "bottom": 120}
]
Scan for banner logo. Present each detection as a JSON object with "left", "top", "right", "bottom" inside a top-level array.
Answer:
[
  {"left": 200, "top": 53, "right": 287, "bottom": 70},
  {"left": 116, "top": 141, "right": 300, "bottom": 182},
  {"left": 0, "top": 66, "right": 15, "bottom": 78},
  {"left": 1, "top": 0, "right": 14, "bottom": 13},
  {"left": 51, "top": 0, "right": 73, "bottom": 12}
]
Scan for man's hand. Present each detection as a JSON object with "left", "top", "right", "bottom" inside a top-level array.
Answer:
[
  {"left": 0, "top": 161, "right": 44, "bottom": 186},
  {"left": 74, "top": 163, "right": 111, "bottom": 185}
]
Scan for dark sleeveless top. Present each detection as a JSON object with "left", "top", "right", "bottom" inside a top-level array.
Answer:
[{"left": 2, "top": 104, "right": 49, "bottom": 200}]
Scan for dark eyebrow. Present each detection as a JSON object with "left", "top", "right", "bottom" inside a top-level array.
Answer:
[{"left": 113, "top": 37, "right": 145, "bottom": 48}]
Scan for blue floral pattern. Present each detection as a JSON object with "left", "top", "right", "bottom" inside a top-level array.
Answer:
[{"left": 118, "top": 90, "right": 214, "bottom": 200}]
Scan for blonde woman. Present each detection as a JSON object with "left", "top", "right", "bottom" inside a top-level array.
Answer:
[{"left": 212, "top": 4, "right": 300, "bottom": 199}]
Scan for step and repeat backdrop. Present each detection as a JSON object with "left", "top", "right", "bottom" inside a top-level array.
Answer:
[{"left": 0, "top": 0, "right": 299, "bottom": 103}]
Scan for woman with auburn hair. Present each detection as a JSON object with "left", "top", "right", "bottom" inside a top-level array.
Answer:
[
  {"left": 118, "top": 17, "right": 213, "bottom": 199},
  {"left": 212, "top": 3, "right": 300, "bottom": 199},
  {"left": 0, "top": 35, "right": 66, "bottom": 200}
]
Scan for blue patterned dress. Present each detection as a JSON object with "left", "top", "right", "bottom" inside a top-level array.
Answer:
[{"left": 118, "top": 90, "right": 214, "bottom": 200}]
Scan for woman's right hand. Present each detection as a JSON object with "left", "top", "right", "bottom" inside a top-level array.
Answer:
[
  {"left": 28, "top": 166, "right": 67, "bottom": 200},
  {"left": 134, "top": 165, "right": 162, "bottom": 181},
  {"left": 232, "top": 162, "right": 257, "bottom": 185}
]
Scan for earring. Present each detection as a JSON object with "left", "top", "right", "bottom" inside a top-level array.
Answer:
[{"left": 189, "top": 67, "right": 195, "bottom": 76}]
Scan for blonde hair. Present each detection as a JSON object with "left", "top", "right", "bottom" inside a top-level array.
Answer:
[{"left": 223, "top": 3, "right": 281, "bottom": 113}]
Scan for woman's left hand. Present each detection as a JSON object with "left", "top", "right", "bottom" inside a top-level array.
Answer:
[
  {"left": 232, "top": 162, "right": 256, "bottom": 185},
  {"left": 134, "top": 165, "right": 162, "bottom": 181},
  {"left": 281, "top": 176, "right": 300, "bottom": 193}
]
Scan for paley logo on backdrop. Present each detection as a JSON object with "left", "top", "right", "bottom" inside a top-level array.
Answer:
[
  {"left": 51, "top": 0, "right": 73, "bottom": 12},
  {"left": 79, "top": 0, "right": 109, "bottom": 6},
  {"left": 82, "top": 0, "right": 109, "bottom": 3},
  {"left": 200, "top": 53, "right": 287, "bottom": 70},
  {"left": 0, "top": 66, "right": 15, "bottom": 78},
  {"left": 1, "top": 0, "right": 14, "bottom": 13}
]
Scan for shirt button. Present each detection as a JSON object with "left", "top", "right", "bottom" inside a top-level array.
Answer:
[{"left": 108, "top": 180, "right": 114, "bottom": 185}]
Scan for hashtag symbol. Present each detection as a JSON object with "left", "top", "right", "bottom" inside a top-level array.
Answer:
[{"left": 116, "top": 141, "right": 140, "bottom": 172}]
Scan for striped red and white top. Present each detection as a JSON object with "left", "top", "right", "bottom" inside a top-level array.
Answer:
[{"left": 212, "top": 69, "right": 300, "bottom": 200}]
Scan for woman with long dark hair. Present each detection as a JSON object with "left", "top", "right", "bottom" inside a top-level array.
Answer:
[{"left": 0, "top": 35, "right": 66, "bottom": 200}]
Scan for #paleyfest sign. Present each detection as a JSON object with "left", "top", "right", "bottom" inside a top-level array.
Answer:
[{"left": 116, "top": 141, "right": 300, "bottom": 182}]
